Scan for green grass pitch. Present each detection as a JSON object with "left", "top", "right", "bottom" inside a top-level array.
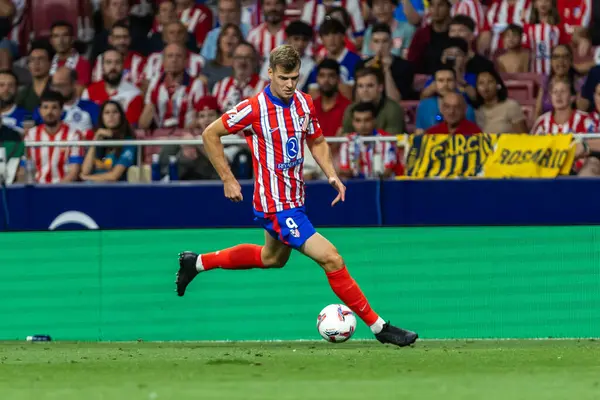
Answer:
[{"left": 1, "top": 340, "right": 599, "bottom": 400}]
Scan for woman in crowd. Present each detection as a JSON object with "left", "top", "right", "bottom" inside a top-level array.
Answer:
[
  {"left": 475, "top": 69, "right": 527, "bottom": 133},
  {"left": 80, "top": 100, "right": 136, "bottom": 182},
  {"left": 535, "top": 44, "right": 584, "bottom": 117},
  {"left": 201, "top": 24, "right": 244, "bottom": 91}
]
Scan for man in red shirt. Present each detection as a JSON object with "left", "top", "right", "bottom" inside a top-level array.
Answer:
[
  {"left": 426, "top": 92, "right": 482, "bottom": 135},
  {"left": 49, "top": 21, "right": 91, "bottom": 86},
  {"left": 313, "top": 59, "right": 351, "bottom": 137}
]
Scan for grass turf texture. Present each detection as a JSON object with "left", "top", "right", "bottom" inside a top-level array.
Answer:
[{"left": 1, "top": 340, "right": 599, "bottom": 400}]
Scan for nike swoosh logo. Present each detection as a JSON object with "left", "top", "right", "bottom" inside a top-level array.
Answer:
[
  {"left": 359, "top": 305, "right": 367, "bottom": 312},
  {"left": 269, "top": 127, "right": 279, "bottom": 134}
]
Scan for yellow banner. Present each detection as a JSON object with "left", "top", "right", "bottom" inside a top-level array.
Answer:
[
  {"left": 400, "top": 134, "right": 575, "bottom": 179},
  {"left": 482, "top": 134, "right": 575, "bottom": 178}
]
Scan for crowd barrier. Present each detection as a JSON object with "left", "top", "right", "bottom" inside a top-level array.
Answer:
[
  {"left": 1, "top": 227, "right": 598, "bottom": 341},
  {"left": 4, "top": 178, "right": 600, "bottom": 231}
]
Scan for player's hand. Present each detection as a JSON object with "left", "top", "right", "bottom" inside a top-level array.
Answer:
[
  {"left": 329, "top": 177, "right": 346, "bottom": 206},
  {"left": 224, "top": 177, "right": 243, "bottom": 202}
]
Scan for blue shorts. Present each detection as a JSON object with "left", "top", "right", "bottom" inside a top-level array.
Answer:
[{"left": 253, "top": 206, "right": 317, "bottom": 249}]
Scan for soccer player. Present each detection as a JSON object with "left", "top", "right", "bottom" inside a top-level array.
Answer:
[{"left": 175, "top": 44, "right": 418, "bottom": 347}]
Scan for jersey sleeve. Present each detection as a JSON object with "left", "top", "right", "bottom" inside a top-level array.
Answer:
[
  {"left": 307, "top": 97, "right": 323, "bottom": 138},
  {"left": 531, "top": 115, "right": 545, "bottom": 135},
  {"left": 68, "top": 131, "right": 84, "bottom": 164},
  {"left": 220, "top": 99, "right": 257, "bottom": 134}
]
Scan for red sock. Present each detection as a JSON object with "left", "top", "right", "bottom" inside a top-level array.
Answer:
[
  {"left": 326, "top": 266, "right": 379, "bottom": 326},
  {"left": 200, "top": 244, "right": 265, "bottom": 271}
]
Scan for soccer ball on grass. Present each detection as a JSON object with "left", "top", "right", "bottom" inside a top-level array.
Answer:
[{"left": 316, "top": 304, "right": 357, "bottom": 343}]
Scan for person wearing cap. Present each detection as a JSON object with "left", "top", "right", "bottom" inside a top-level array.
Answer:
[
  {"left": 362, "top": 0, "right": 415, "bottom": 58},
  {"left": 420, "top": 37, "right": 477, "bottom": 103}
]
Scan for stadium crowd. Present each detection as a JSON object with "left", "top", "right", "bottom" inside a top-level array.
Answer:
[{"left": 0, "top": 0, "right": 599, "bottom": 182}]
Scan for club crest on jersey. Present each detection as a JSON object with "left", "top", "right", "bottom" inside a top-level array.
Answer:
[{"left": 72, "top": 111, "right": 81, "bottom": 122}]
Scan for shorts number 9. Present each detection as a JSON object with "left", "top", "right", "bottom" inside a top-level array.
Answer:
[{"left": 285, "top": 217, "right": 298, "bottom": 229}]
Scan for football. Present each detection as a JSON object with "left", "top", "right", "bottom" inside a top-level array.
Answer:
[{"left": 316, "top": 304, "right": 357, "bottom": 343}]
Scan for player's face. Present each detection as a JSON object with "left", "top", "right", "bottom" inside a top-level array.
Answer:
[
  {"left": 50, "top": 26, "right": 73, "bottom": 54},
  {"left": 316, "top": 68, "right": 339, "bottom": 97},
  {"left": 164, "top": 45, "right": 187, "bottom": 74},
  {"left": 371, "top": 0, "right": 394, "bottom": 22},
  {"left": 287, "top": 35, "right": 310, "bottom": 57},
  {"left": 269, "top": 65, "right": 300, "bottom": 99},
  {"left": 355, "top": 75, "right": 382, "bottom": 103},
  {"left": 352, "top": 111, "right": 376, "bottom": 135},
  {"left": 102, "top": 103, "right": 122, "bottom": 129},
  {"left": 434, "top": 70, "right": 456, "bottom": 95},
  {"left": 164, "top": 23, "right": 187, "bottom": 45},
  {"left": 219, "top": 27, "right": 241, "bottom": 56},
  {"left": 550, "top": 81, "right": 573, "bottom": 111},
  {"left": 262, "top": 0, "right": 284, "bottom": 24},
  {"left": 476, "top": 72, "right": 498, "bottom": 102},
  {"left": 108, "top": 27, "right": 131, "bottom": 54},
  {"left": 551, "top": 46, "right": 571, "bottom": 76},
  {"left": 0, "top": 73, "right": 17, "bottom": 106},
  {"left": 197, "top": 108, "right": 218, "bottom": 131},
  {"left": 50, "top": 71, "right": 75, "bottom": 101},
  {"left": 40, "top": 101, "right": 62, "bottom": 127},
  {"left": 370, "top": 32, "right": 391, "bottom": 57},
  {"left": 102, "top": 50, "right": 124, "bottom": 85},
  {"left": 594, "top": 84, "right": 600, "bottom": 113},
  {"left": 218, "top": 0, "right": 241, "bottom": 25},
  {"left": 28, "top": 49, "right": 51, "bottom": 78}
]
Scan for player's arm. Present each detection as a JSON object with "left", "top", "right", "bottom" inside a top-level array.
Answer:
[{"left": 307, "top": 135, "right": 346, "bottom": 206}]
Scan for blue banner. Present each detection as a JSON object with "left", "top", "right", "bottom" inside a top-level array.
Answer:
[{"left": 2, "top": 179, "right": 600, "bottom": 231}]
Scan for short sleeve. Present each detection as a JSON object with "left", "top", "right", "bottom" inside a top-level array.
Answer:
[
  {"left": 307, "top": 99, "right": 323, "bottom": 138},
  {"left": 220, "top": 99, "right": 256, "bottom": 134},
  {"left": 116, "top": 146, "right": 136, "bottom": 168}
]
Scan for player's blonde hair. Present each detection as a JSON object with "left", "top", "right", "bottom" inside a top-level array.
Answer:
[{"left": 269, "top": 45, "right": 301, "bottom": 73}]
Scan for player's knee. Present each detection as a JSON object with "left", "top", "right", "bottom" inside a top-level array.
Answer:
[
  {"left": 321, "top": 249, "right": 344, "bottom": 273},
  {"left": 261, "top": 252, "right": 289, "bottom": 269}
]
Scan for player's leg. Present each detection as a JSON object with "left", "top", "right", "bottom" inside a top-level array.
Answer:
[{"left": 299, "top": 232, "right": 418, "bottom": 347}]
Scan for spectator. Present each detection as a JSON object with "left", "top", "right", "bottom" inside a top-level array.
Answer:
[
  {"left": 212, "top": 42, "right": 267, "bottom": 112},
  {"left": 147, "top": 1, "right": 200, "bottom": 54},
  {"left": 16, "top": 42, "right": 53, "bottom": 114},
  {"left": 49, "top": 21, "right": 92, "bottom": 86},
  {"left": 406, "top": 0, "right": 451, "bottom": 75},
  {"left": 421, "top": 38, "right": 477, "bottom": 102},
  {"left": 247, "top": 0, "right": 287, "bottom": 66},
  {"left": 306, "top": 19, "right": 361, "bottom": 98},
  {"left": 201, "top": 0, "right": 251, "bottom": 61},
  {"left": 175, "top": 0, "right": 213, "bottom": 47},
  {"left": 578, "top": 62, "right": 600, "bottom": 112},
  {"left": 302, "top": 0, "right": 365, "bottom": 50},
  {"left": 448, "top": 15, "right": 495, "bottom": 75},
  {"left": 0, "top": 70, "right": 27, "bottom": 132},
  {"left": 144, "top": 21, "right": 205, "bottom": 82},
  {"left": 33, "top": 67, "right": 99, "bottom": 138},
  {"left": 475, "top": 70, "right": 527, "bottom": 133},
  {"left": 478, "top": 0, "right": 530, "bottom": 56},
  {"left": 0, "top": 48, "right": 31, "bottom": 87},
  {"left": 91, "top": 21, "right": 146, "bottom": 86},
  {"left": 80, "top": 100, "right": 136, "bottom": 182},
  {"left": 140, "top": 43, "right": 207, "bottom": 129},
  {"left": 339, "top": 102, "right": 397, "bottom": 178},
  {"left": 426, "top": 92, "right": 482, "bottom": 134},
  {"left": 451, "top": 0, "right": 486, "bottom": 34},
  {"left": 589, "top": 82, "right": 600, "bottom": 126},
  {"left": 496, "top": 24, "right": 530, "bottom": 73},
  {"left": 394, "top": 0, "right": 426, "bottom": 25},
  {"left": 0, "top": 0, "right": 15, "bottom": 44},
  {"left": 23, "top": 90, "right": 83, "bottom": 183},
  {"left": 273, "top": 21, "right": 314, "bottom": 91},
  {"left": 313, "top": 7, "right": 360, "bottom": 58},
  {"left": 362, "top": 0, "right": 415, "bottom": 58},
  {"left": 415, "top": 65, "right": 477, "bottom": 133},
  {"left": 158, "top": 96, "right": 220, "bottom": 180},
  {"left": 532, "top": 78, "right": 594, "bottom": 134},
  {"left": 341, "top": 67, "right": 406, "bottom": 134},
  {"left": 313, "top": 59, "right": 351, "bottom": 137},
  {"left": 536, "top": 44, "right": 584, "bottom": 117},
  {"left": 202, "top": 24, "right": 244, "bottom": 91},
  {"left": 90, "top": 0, "right": 151, "bottom": 60},
  {"left": 83, "top": 48, "right": 144, "bottom": 125},
  {"left": 355, "top": 22, "right": 416, "bottom": 101}
]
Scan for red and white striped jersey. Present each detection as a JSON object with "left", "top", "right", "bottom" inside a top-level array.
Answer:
[
  {"left": 247, "top": 22, "right": 289, "bottom": 61},
  {"left": 484, "top": 0, "right": 531, "bottom": 54},
  {"left": 145, "top": 74, "right": 207, "bottom": 128},
  {"left": 212, "top": 74, "right": 269, "bottom": 113},
  {"left": 143, "top": 51, "right": 205, "bottom": 81},
  {"left": 559, "top": 0, "right": 592, "bottom": 36},
  {"left": 451, "top": 0, "right": 486, "bottom": 34},
  {"left": 586, "top": 111, "right": 599, "bottom": 132},
  {"left": 339, "top": 131, "right": 396, "bottom": 178},
  {"left": 82, "top": 80, "right": 144, "bottom": 125},
  {"left": 179, "top": 4, "right": 213, "bottom": 45},
  {"left": 300, "top": 0, "right": 365, "bottom": 37},
  {"left": 91, "top": 51, "right": 146, "bottom": 86},
  {"left": 523, "top": 23, "right": 568, "bottom": 74},
  {"left": 221, "top": 88, "right": 323, "bottom": 213},
  {"left": 531, "top": 110, "right": 594, "bottom": 134},
  {"left": 25, "top": 123, "right": 83, "bottom": 184}
]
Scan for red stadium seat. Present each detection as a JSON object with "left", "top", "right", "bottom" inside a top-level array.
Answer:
[
  {"left": 401, "top": 100, "right": 420, "bottom": 134},
  {"left": 505, "top": 80, "right": 536, "bottom": 102}
]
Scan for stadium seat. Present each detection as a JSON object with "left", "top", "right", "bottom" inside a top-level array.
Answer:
[
  {"left": 505, "top": 80, "right": 536, "bottom": 103},
  {"left": 401, "top": 100, "right": 420, "bottom": 134}
]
